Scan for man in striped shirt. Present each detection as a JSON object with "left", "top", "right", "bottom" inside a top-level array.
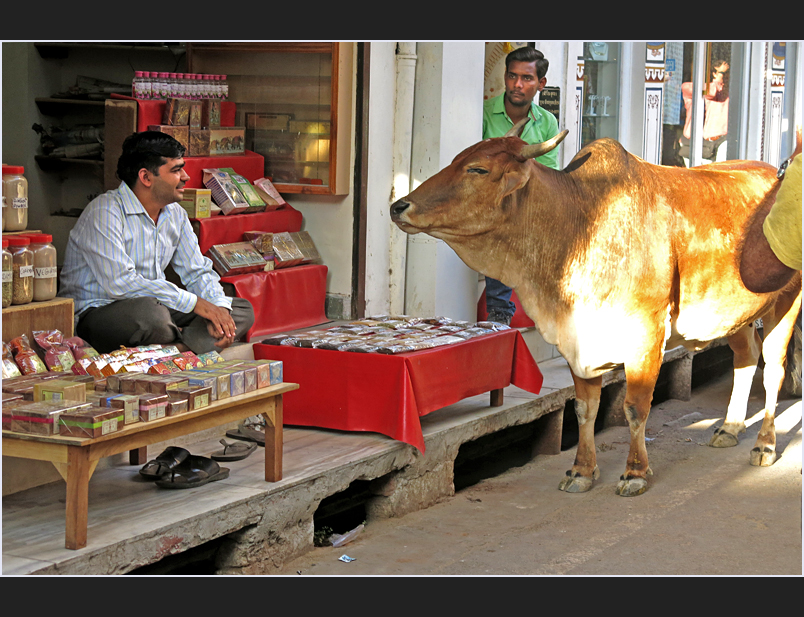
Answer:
[{"left": 59, "top": 131, "right": 254, "bottom": 354}]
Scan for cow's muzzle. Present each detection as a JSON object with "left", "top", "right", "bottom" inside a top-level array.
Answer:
[{"left": 390, "top": 199, "right": 410, "bottom": 222}]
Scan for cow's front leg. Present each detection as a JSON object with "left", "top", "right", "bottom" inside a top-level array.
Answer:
[
  {"left": 559, "top": 373, "right": 602, "bottom": 493},
  {"left": 616, "top": 344, "right": 663, "bottom": 497}
]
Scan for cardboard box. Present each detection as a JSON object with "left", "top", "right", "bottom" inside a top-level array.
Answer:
[
  {"left": 179, "top": 188, "right": 212, "bottom": 219},
  {"left": 33, "top": 380, "right": 87, "bottom": 403},
  {"left": 59, "top": 407, "right": 124, "bottom": 438},
  {"left": 188, "top": 129, "right": 210, "bottom": 157},
  {"left": 209, "top": 127, "right": 245, "bottom": 156},
  {"left": 218, "top": 167, "right": 265, "bottom": 211},
  {"left": 188, "top": 101, "right": 202, "bottom": 129},
  {"left": 147, "top": 125, "right": 189, "bottom": 151},
  {"left": 162, "top": 98, "right": 191, "bottom": 126},
  {"left": 201, "top": 99, "right": 221, "bottom": 128},
  {"left": 109, "top": 394, "right": 140, "bottom": 425},
  {"left": 202, "top": 168, "right": 250, "bottom": 215},
  {"left": 207, "top": 241, "right": 267, "bottom": 277},
  {"left": 138, "top": 394, "right": 168, "bottom": 422}
]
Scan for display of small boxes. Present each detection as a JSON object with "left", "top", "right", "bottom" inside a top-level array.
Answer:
[
  {"left": 207, "top": 241, "right": 267, "bottom": 277},
  {"left": 166, "top": 397, "right": 188, "bottom": 417},
  {"left": 172, "top": 385, "right": 212, "bottom": 411},
  {"left": 202, "top": 168, "right": 250, "bottom": 215},
  {"left": 33, "top": 379, "right": 87, "bottom": 403},
  {"left": 209, "top": 126, "right": 245, "bottom": 156},
  {"left": 5, "top": 401, "right": 92, "bottom": 436},
  {"left": 138, "top": 394, "right": 168, "bottom": 422},
  {"left": 200, "top": 99, "right": 221, "bottom": 128},
  {"left": 147, "top": 125, "right": 189, "bottom": 151},
  {"left": 272, "top": 232, "right": 306, "bottom": 268},
  {"left": 109, "top": 394, "right": 141, "bottom": 425},
  {"left": 187, "top": 373, "right": 218, "bottom": 401},
  {"left": 243, "top": 231, "right": 273, "bottom": 255},
  {"left": 59, "top": 407, "right": 124, "bottom": 438},
  {"left": 179, "top": 188, "right": 212, "bottom": 219},
  {"left": 163, "top": 98, "right": 191, "bottom": 126},
  {"left": 218, "top": 167, "right": 265, "bottom": 212},
  {"left": 188, "top": 129, "right": 211, "bottom": 157}
]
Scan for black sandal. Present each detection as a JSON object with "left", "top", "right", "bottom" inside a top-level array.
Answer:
[{"left": 139, "top": 446, "right": 190, "bottom": 480}]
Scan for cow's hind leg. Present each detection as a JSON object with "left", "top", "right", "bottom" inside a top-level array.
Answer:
[
  {"left": 709, "top": 323, "right": 761, "bottom": 447},
  {"left": 615, "top": 335, "right": 665, "bottom": 497},
  {"left": 750, "top": 287, "right": 802, "bottom": 466},
  {"left": 558, "top": 373, "right": 602, "bottom": 493}
]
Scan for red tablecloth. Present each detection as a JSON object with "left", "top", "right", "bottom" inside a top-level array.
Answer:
[
  {"left": 221, "top": 265, "right": 328, "bottom": 339},
  {"left": 253, "top": 329, "right": 543, "bottom": 452},
  {"left": 192, "top": 207, "right": 303, "bottom": 255}
]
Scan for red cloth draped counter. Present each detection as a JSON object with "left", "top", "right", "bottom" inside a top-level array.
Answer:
[
  {"left": 221, "top": 265, "right": 329, "bottom": 340},
  {"left": 253, "top": 329, "right": 543, "bottom": 452},
  {"left": 191, "top": 207, "right": 304, "bottom": 256}
]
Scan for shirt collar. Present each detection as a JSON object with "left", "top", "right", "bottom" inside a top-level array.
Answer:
[
  {"left": 493, "top": 94, "right": 539, "bottom": 126},
  {"left": 117, "top": 181, "right": 149, "bottom": 216}
]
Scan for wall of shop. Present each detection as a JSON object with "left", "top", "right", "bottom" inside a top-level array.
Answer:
[{"left": 1, "top": 42, "right": 359, "bottom": 321}]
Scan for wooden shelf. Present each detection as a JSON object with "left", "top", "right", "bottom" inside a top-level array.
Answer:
[
  {"left": 2, "top": 297, "right": 75, "bottom": 343},
  {"left": 35, "top": 97, "right": 106, "bottom": 117},
  {"left": 35, "top": 42, "right": 184, "bottom": 59},
  {"left": 35, "top": 155, "right": 103, "bottom": 171}
]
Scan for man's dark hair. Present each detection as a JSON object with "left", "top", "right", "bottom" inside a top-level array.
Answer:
[
  {"left": 117, "top": 131, "right": 186, "bottom": 188},
  {"left": 505, "top": 46, "right": 549, "bottom": 81}
]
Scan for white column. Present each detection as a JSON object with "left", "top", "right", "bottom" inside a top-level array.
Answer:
[{"left": 405, "top": 42, "right": 485, "bottom": 321}]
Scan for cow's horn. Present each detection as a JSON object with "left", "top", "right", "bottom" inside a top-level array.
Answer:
[
  {"left": 521, "top": 129, "right": 570, "bottom": 159},
  {"left": 504, "top": 118, "right": 530, "bottom": 138}
]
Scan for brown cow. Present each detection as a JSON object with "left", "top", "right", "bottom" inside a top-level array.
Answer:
[{"left": 390, "top": 121, "right": 801, "bottom": 496}]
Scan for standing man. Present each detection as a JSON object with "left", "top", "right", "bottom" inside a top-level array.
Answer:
[
  {"left": 482, "top": 45, "right": 561, "bottom": 325},
  {"left": 59, "top": 130, "right": 254, "bottom": 354},
  {"left": 678, "top": 59, "right": 730, "bottom": 166}
]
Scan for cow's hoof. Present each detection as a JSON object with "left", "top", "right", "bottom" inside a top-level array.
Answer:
[
  {"left": 558, "top": 466, "right": 599, "bottom": 493},
  {"left": 709, "top": 425, "right": 743, "bottom": 448},
  {"left": 615, "top": 475, "right": 648, "bottom": 496},
  {"left": 749, "top": 446, "right": 777, "bottom": 467}
]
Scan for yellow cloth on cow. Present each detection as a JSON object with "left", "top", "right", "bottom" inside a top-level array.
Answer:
[{"left": 763, "top": 153, "right": 802, "bottom": 270}]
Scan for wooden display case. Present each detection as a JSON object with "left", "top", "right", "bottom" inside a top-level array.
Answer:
[
  {"left": 186, "top": 42, "right": 354, "bottom": 196},
  {"left": 2, "top": 297, "right": 74, "bottom": 344}
]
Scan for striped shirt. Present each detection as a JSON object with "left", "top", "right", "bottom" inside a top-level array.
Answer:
[{"left": 59, "top": 181, "right": 232, "bottom": 320}]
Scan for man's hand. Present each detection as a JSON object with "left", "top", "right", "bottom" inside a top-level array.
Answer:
[{"left": 194, "top": 297, "right": 237, "bottom": 348}]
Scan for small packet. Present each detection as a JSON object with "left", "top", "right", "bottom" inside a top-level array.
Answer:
[{"left": 33, "top": 329, "right": 76, "bottom": 372}]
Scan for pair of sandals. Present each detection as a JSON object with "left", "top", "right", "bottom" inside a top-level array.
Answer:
[
  {"left": 225, "top": 417, "right": 267, "bottom": 447},
  {"left": 138, "top": 440, "right": 256, "bottom": 489}
]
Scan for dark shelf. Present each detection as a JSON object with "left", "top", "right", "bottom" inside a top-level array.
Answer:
[
  {"left": 35, "top": 42, "right": 184, "bottom": 59},
  {"left": 35, "top": 155, "right": 104, "bottom": 171},
  {"left": 35, "top": 97, "right": 106, "bottom": 117}
]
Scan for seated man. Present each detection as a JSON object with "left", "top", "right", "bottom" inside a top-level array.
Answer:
[{"left": 59, "top": 131, "right": 254, "bottom": 354}]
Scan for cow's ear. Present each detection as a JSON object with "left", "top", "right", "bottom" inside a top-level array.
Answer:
[{"left": 501, "top": 170, "right": 528, "bottom": 198}]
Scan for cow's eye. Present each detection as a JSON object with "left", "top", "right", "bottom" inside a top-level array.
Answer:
[{"left": 467, "top": 167, "right": 489, "bottom": 175}]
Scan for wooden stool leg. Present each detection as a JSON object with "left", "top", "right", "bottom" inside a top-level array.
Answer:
[
  {"left": 263, "top": 395, "right": 283, "bottom": 482},
  {"left": 65, "top": 447, "right": 92, "bottom": 550},
  {"left": 490, "top": 388, "right": 504, "bottom": 406},
  {"left": 129, "top": 446, "right": 147, "bottom": 466}
]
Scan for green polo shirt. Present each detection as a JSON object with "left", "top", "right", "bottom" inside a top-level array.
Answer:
[{"left": 482, "top": 94, "right": 560, "bottom": 170}]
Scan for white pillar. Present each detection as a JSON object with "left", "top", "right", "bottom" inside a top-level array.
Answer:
[{"left": 405, "top": 42, "right": 485, "bottom": 322}]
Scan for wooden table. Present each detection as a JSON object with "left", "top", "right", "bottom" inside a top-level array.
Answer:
[{"left": 2, "top": 382, "right": 298, "bottom": 550}]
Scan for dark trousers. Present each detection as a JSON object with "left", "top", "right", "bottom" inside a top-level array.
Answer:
[
  {"left": 76, "top": 296, "right": 255, "bottom": 355},
  {"left": 485, "top": 276, "right": 516, "bottom": 318}
]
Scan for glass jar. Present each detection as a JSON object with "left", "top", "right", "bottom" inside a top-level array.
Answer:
[
  {"left": 6, "top": 236, "right": 33, "bottom": 305},
  {"left": 2, "top": 239, "right": 12, "bottom": 308},
  {"left": 2, "top": 165, "right": 28, "bottom": 232},
  {"left": 27, "top": 233, "right": 58, "bottom": 302}
]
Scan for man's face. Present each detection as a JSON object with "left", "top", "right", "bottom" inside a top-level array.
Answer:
[
  {"left": 504, "top": 60, "right": 546, "bottom": 108},
  {"left": 149, "top": 157, "right": 190, "bottom": 206}
]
